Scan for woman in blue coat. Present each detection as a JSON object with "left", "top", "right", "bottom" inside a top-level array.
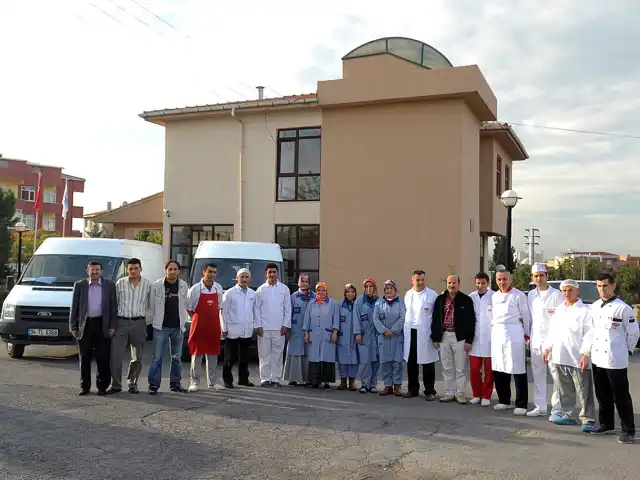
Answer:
[
  {"left": 337, "top": 284, "right": 362, "bottom": 391},
  {"left": 284, "top": 274, "right": 316, "bottom": 386},
  {"left": 356, "top": 277, "right": 380, "bottom": 393},
  {"left": 303, "top": 282, "right": 339, "bottom": 389},
  {"left": 373, "top": 280, "right": 406, "bottom": 397}
]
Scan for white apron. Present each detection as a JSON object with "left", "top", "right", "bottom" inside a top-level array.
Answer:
[
  {"left": 402, "top": 288, "right": 440, "bottom": 365},
  {"left": 490, "top": 289, "right": 530, "bottom": 375},
  {"left": 469, "top": 290, "right": 493, "bottom": 357}
]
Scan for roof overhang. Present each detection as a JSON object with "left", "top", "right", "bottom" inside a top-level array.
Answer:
[
  {"left": 140, "top": 95, "right": 319, "bottom": 126},
  {"left": 480, "top": 122, "right": 529, "bottom": 161}
]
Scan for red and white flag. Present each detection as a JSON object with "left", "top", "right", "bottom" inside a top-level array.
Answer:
[{"left": 34, "top": 173, "right": 43, "bottom": 213}]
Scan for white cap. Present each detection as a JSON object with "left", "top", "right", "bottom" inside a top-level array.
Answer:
[
  {"left": 531, "top": 263, "right": 547, "bottom": 274},
  {"left": 560, "top": 279, "right": 579, "bottom": 289},
  {"left": 236, "top": 268, "right": 251, "bottom": 278}
]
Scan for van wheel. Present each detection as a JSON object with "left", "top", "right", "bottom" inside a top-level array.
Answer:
[{"left": 7, "top": 343, "right": 25, "bottom": 359}]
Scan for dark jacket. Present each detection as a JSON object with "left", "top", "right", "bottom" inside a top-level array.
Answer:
[
  {"left": 431, "top": 291, "right": 476, "bottom": 344},
  {"left": 69, "top": 278, "right": 117, "bottom": 340}
]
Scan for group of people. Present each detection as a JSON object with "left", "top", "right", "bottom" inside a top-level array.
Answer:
[{"left": 69, "top": 258, "right": 639, "bottom": 445}]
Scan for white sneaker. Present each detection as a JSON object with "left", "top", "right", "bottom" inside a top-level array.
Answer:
[
  {"left": 526, "top": 407, "right": 547, "bottom": 417},
  {"left": 210, "top": 384, "right": 224, "bottom": 391},
  {"left": 481, "top": 399, "right": 492, "bottom": 407},
  {"left": 493, "top": 403, "right": 513, "bottom": 411},
  {"left": 188, "top": 384, "right": 199, "bottom": 392},
  {"left": 548, "top": 413, "right": 563, "bottom": 422},
  {"left": 470, "top": 397, "right": 481, "bottom": 405},
  {"left": 514, "top": 408, "right": 527, "bottom": 416}
]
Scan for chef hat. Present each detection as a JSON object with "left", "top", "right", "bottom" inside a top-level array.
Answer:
[
  {"left": 236, "top": 268, "right": 251, "bottom": 278},
  {"left": 531, "top": 263, "right": 547, "bottom": 274},
  {"left": 560, "top": 279, "right": 579, "bottom": 289}
]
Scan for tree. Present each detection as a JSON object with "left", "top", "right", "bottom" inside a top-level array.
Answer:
[
  {"left": 0, "top": 190, "right": 17, "bottom": 279},
  {"left": 615, "top": 264, "right": 640, "bottom": 305},
  {"left": 511, "top": 265, "right": 532, "bottom": 290},
  {"left": 10, "top": 230, "right": 60, "bottom": 267},
  {"left": 135, "top": 229, "right": 162, "bottom": 245},
  {"left": 490, "top": 236, "right": 515, "bottom": 270},
  {"left": 85, "top": 223, "right": 111, "bottom": 238},
  {"left": 549, "top": 258, "right": 606, "bottom": 281}
]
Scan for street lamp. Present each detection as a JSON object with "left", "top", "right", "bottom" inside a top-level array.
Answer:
[
  {"left": 15, "top": 221, "right": 27, "bottom": 279},
  {"left": 500, "top": 190, "right": 521, "bottom": 272}
]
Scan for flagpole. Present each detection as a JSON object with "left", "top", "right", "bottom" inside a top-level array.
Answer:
[
  {"left": 62, "top": 179, "right": 68, "bottom": 238},
  {"left": 34, "top": 210, "right": 38, "bottom": 251},
  {"left": 34, "top": 172, "right": 41, "bottom": 252}
]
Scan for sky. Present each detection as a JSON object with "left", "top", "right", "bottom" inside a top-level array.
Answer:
[{"left": 1, "top": 0, "right": 639, "bottom": 256}]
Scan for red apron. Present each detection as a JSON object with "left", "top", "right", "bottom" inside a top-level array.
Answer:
[{"left": 188, "top": 289, "right": 221, "bottom": 356}]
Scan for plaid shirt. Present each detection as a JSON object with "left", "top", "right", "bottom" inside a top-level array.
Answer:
[{"left": 444, "top": 293, "right": 455, "bottom": 330}]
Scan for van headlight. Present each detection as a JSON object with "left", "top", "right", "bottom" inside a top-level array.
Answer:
[{"left": 1, "top": 303, "right": 16, "bottom": 322}]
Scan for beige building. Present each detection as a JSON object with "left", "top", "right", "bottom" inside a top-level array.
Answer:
[
  {"left": 140, "top": 37, "right": 529, "bottom": 291},
  {"left": 84, "top": 192, "right": 163, "bottom": 239}
]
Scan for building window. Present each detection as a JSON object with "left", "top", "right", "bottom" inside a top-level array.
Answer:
[
  {"left": 170, "top": 224, "right": 234, "bottom": 282},
  {"left": 276, "top": 127, "right": 321, "bottom": 202},
  {"left": 21, "top": 186, "right": 36, "bottom": 202},
  {"left": 43, "top": 187, "right": 56, "bottom": 204},
  {"left": 43, "top": 215, "right": 56, "bottom": 232},
  {"left": 275, "top": 224, "right": 320, "bottom": 289},
  {"left": 23, "top": 214, "right": 35, "bottom": 230},
  {"left": 496, "top": 156, "right": 502, "bottom": 197},
  {"left": 504, "top": 163, "right": 510, "bottom": 191}
]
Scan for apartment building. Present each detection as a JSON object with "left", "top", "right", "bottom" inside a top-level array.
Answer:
[
  {"left": 0, "top": 155, "right": 84, "bottom": 236},
  {"left": 140, "top": 37, "right": 529, "bottom": 291}
]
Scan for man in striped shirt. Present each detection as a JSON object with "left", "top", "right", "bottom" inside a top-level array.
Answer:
[{"left": 108, "top": 258, "right": 152, "bottom": 394}]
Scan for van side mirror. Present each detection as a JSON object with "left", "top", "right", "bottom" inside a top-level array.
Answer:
[{"left": 6, "top": 276, "right": 15, "bottom": 290}]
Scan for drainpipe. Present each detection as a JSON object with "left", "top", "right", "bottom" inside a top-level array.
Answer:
[{"left": 231, "top": 107, "right": 244, "bottom": 241}]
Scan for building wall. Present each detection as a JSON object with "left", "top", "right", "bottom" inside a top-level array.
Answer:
[
  {"left": 320, "top": 98, "right": 479, "bottom": 293},
  {"left": 0, "top": 157, "right": 83, "bottom": 236},
  {"left": 114, "top": 223, "right": 163, "bottom": 239},
  {"left": 479, "top": 137, "right": 513, "bottom": 236}
]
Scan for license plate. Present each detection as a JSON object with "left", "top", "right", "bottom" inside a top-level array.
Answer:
[{"left": 27, "top": 328, "right": 59, "bottom": 337}]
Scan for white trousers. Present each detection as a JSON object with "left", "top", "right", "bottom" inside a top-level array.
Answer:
[
  {"left": 190, "top": 354, "right": 218, "bottom": 386},
  {"left": 530, "top": 347, "right": 562, "bottom": 414},
  {"left": 440, "top": 332, "right": 468, "bottom": 396},
  {"left": 257, "top": 330, "right": 286, "bottom": 383}
]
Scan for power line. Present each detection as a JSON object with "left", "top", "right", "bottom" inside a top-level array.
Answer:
[
  {"left": 506, "top": 122, "right": 640, "bottom": 140},
  {"left": 127, "top": 0, "right": 179, "bottom": 32}
]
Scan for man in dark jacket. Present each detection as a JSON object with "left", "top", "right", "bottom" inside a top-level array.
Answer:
[{"left": 432, "top": 275, "right": 476, "bottom": 404}]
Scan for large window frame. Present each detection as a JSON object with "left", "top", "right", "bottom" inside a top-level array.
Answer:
[
  {"left": 21, "top": 185, "right": 35, "bottom": 202},
  {"left": 43, "top": 187, "right": 56, "bottom": 204},
  {"left": 504, "top": 163, "right": 510, "bottom": 191},
  {"left": 275, "top": 224, "right": 320, "bottom": 290},
  {"left": 43, "top": 215, "right": 56, "bottom": 232},
  {"left": 170, "top": 224, "right": 234, "bottom": 282},
  {"left": 496, "top": 155, "right": 502, "bottom": 197},
  {"left": 275, "top": 127, "right": 321, "bottom": 202}
]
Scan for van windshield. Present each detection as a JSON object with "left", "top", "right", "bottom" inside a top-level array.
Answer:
[
  {"left": 19, "top": 255, "right": 122, "bottom": 286},
  {"left": 548, "top": 281, "right": 600, "bottom": 304},
  {"left": 191, "top": 258, "right": 283, "bottom": 290}
]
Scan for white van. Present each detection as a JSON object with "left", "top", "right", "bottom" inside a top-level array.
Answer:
[
  {"left": 182, "top": 241, "right": 284, "bottom": 360},
  {"left": 0, "top": 238, "right": 164, "bottom": 359}
]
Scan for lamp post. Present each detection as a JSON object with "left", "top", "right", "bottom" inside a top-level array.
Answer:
[
  {"left": 15, "top": 221, "right": 27, "bottom": 279},
  {"left": 500, "top": 190, "right": 521, "bottom": 272}
]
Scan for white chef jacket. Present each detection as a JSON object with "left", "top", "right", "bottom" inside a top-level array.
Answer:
[
  {"left": 542, "top": 299, "right": 593, "bottom": 368},
  {"left": 590, "top": 297, "right": 639, "bottom": 370},
  {"left": 255, "top": 281, "right": 292, "bottom": 330},
  {"left": 186, "top": 280, "right": 223, "bottom": 311},
  {"left": 221, "top": 284, "right": 258, "bottom": 339},
  {"left": 490, "top": 288, "right": 531, "bottom": 374},
  {"left": 469, "top": 289, "right": 494, "bottom": 357},
  {"left": 528, "top": 286, "right": 563, "bottom": 350},
  {"left": 403, "top": 287, "right": 440, "bottom": 365}
]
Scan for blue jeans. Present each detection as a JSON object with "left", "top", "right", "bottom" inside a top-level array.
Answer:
[{"left": 148, "top": 327, "right": 183, "bottom": 389}]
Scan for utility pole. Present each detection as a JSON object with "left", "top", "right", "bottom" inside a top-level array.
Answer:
[{"left": 524, "top": 228, "right": 540, "bottom": 265}]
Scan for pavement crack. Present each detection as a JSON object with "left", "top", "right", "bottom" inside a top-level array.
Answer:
[{"left": 139, "top": 409, "right": 172, "bottom": 422}]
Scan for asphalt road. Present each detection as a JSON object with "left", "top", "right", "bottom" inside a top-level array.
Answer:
[{"left": 0, "top": 344, "right": 638, "bottom": 480}]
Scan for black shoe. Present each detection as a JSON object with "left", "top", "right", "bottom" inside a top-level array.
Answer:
[
  {"left": 590, "top": 425, "right": 615, "bottom": 435},
  {"left": 128, "top": 385, "right": 139, "bottom": 394},
  {"left": 311, "top": 384, "right": 320, "bottom": 389},
  {"left": 148, "top": 387, "right": 158, "bottom": 395},
  {"left": 261, "top": 381, "right": 272, "bottom": 388},
  {"left": 97, "top": 390, "right": 107, "bottom": 396},
  {"left": 170, "top": 385, "right": 187, "bottom": 393},
  {"left": 238, "top": 381, "right": 254, "bottom": 387},
  {"left": 618, "top": 434, "right": 635, "bottom": 444},
  {"left": 78, "top": 389, "right": 89, "bottom": 396},
  {"left": 224, "top": 383, "right": 235, "bottom": 389},
  {"left": 323, "top": 383, "right": 330, "bottom": 389},
  {"left": 106, "top": 387, "right": 122, "bottom": 394},
  {"left": 272, "top": 382, "right": 282, "bottom": 388},
  {"left": 288, "top": 381, "right": 297, "bottom": 386},
  {"left": 424, "top": 394, "right": 436, "bottom": 402}
]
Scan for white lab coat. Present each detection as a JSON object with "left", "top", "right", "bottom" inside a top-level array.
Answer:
[
  {"left": 255, "top": 281, "right": 292, "bottom": 330},
  {"left": 490, "top": 288, "right": 531, "bottom": 374},
  {"left": 527, "top": 286, "right": 563, "bottom": 350},
  {"left": 221, "top": 285, "right": 258, "bottom": 339},
  {"left": 542, "top": 299, "right": 593, "bottom": 368},
  {"left": 402, "top": 287, "right": 440, "bottom": 365},
  {"left": 469, "top": 289, "right": 494, "bottom": 357},
  {"left": 590, "top": 297, "right": 639, "bottom": 369}
]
